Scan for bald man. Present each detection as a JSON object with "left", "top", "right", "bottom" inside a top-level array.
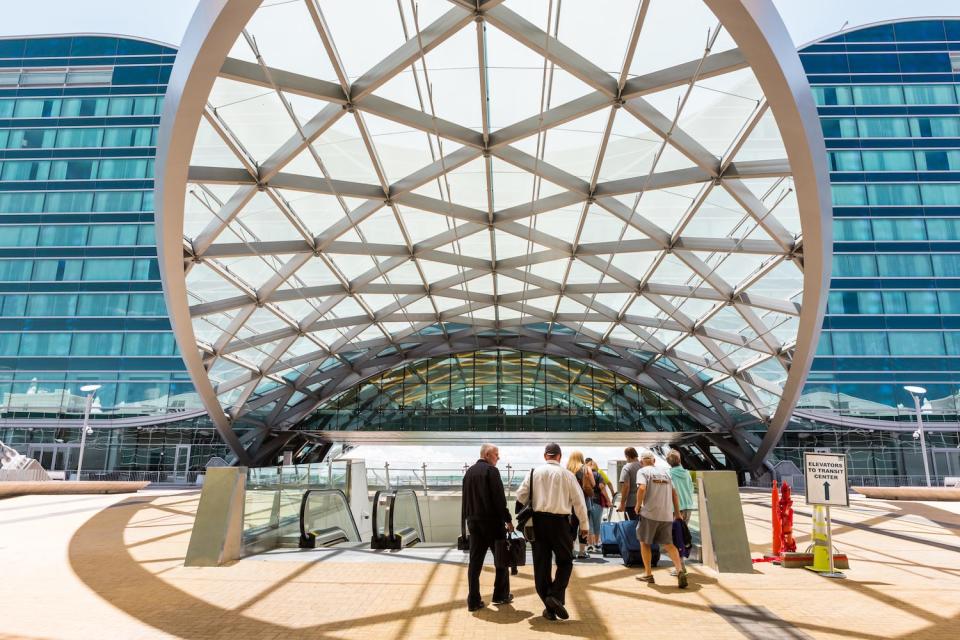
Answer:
[{"left": 462, "top": 443, "right": 514, "bottom": 611}]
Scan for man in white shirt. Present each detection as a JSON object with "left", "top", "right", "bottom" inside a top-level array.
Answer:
[{"left": 515, "top": 443, "right": 588, "bottom": 621}]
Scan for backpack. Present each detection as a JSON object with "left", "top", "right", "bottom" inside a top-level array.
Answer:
[{"left": 576, "top": 466, "right": 596, "bottom": 499}]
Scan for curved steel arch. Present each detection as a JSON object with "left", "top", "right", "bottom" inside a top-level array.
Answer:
[{"left": 156, "top": 0, "right": 830, "bottom": 468}]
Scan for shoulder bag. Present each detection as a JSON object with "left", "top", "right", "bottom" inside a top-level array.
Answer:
[{"left": 515, "top": 469, "right": 535, "bottom": 541}]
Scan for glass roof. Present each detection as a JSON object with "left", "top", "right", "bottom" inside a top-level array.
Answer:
[{"left": 164, "top": 0, "right": 822, "bottom": 448}]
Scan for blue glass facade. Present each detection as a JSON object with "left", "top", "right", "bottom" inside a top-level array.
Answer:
[
  {"left": 0, "top": 35, "right": 203, "bottom": 419},
  {"left": 768, "top": 20, "right": 960, "bottom": 480},
  {"left": 797, "top": 20, "right": 960, "bottom": 418}
]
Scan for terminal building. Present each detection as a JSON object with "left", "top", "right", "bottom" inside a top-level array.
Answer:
[{"left": 2, "top": 8, "right": 960, "bottom": 483}]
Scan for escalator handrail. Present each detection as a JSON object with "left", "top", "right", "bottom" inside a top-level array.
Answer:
[
  {"left": 387, "top": 488, "right": 425, "bottom": 545},
  {"left": 299, "top": 488, "right": 360, "bottom": 546}
]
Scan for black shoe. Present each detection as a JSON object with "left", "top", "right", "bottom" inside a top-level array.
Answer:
[
  {"left": 677, "top": 570, "right": 688, "bottom": 589},
  {"left": 545, "top": 596, "right": 568, "bottom": 620},
  {"left": 468, "top": 601, "right": 486, "bottom": 612},
  {"left": 542, "top": 608, "right": 557, "bottom": 621},
  {"left": 492, "top": 594, "right": 514, "bottom": 605}
]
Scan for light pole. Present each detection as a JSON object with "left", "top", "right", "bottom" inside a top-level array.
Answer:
[
  {"left": 904, "top": 385, "right": 932, "bottom": 487},
  {"left": 75, "top": 384, "right": 101, "bottom": 481}
]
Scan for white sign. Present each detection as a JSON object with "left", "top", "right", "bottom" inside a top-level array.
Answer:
[{"left": 804, "top": 452, "right": 848, "bottom": 507}]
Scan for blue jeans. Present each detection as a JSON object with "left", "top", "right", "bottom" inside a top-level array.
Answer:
[{"left": 587, "top": 500, "right": 603, "bottom": 535}]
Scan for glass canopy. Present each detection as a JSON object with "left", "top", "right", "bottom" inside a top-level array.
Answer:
[
  {"left": 295, "top": 349, "right": 713, "bottom": 434},
  {"left": 157, "top": 0, "right": 830, "bottom": 465}
]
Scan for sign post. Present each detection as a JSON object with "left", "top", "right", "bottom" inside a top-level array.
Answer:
[{"left": 803, "top": 452, "right": 848, "bottom": 578}]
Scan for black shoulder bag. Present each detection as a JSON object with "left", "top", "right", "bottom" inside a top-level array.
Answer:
[
  {"left": 457, "top": 486, "right": 470, "bottom": 551},
  {"left": 515, "top": 469, "right": 536, "bottom": 542}
]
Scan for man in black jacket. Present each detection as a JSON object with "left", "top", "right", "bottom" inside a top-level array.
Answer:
[{"left": 462, "top": 443, "right": 514, "bottom": 611}]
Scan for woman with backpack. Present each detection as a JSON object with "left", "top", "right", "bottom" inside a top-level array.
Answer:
[
  {"left": 566, "top": 450, "right": 598, "bottom": 559},
  {"left": 585, "top": 458, "right": 613, "bottom": 552}
]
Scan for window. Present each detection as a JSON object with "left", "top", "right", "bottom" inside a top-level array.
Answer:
[
  {"left": 88, "top": 224, "right": 138, "bottom": 246},
  {"left": 99, "top": 158, "right": 149, "bottom": 179},
  {"left": 904, "top": 85, "right": 958, "bottom": 105},
  {"left": 915, "top": 150, "right": 960, "bottom": 171},
  {"left": 26, "top": 294, "right": 78, "bottom": 316},
  {"left": 828, "top": 151, "right": 862, "bottom": 171},
  {"left": 831, "top": 184, "right": 867, "bottom": 206},
  {"left": 828, "top": 291, "right": 883, "bottom": 314},
  {"left": 83, "top": 259, "right": 133, "bottom": 280},
  {"left": 932, "top": 255, "right": 960, "bottom": 277},
  {"left": 71, "top": 333, "right": 123, "bottom": 356},
  {"left": 831, "top": 332, "right": 888, "bottom": 356},
  {"left": 49, "top": 160, "right": 98, "bottom": 180},
  {"left": 859, "top": 118, "right": 911, "bottom": 138},
  {"left": 911, "top": 118, "right": 960, "bottom": 138},
  {"left": 920, "top": 184, "right": 960, "bottom": 206},
  {"left": 834, "top": 219, "right": 872, "bottom": 241},
  {"left": 19, "top": 333, "right": 72, "bottom": 356},
  {"left": 872, "top": 218, "right": 926, "bottom": 241},
  {"left": 877, "top": 254, "right": 932, "bottom": 277},
  {"left": 122, "top": 333, "right": 175, "bottom": 356},
  {"left": 93, "top": 191, "right": 144, "bottom": 212},
  {"left": 852, "top": 85, "right": 904, "bottom": 105},
  {"left": 821, "top": 118, "right": 858, "bottom": 138},
  {"left": 39, "top": 225, "right": 87, "bottom": 247},
  {"left": 938, "top": 292, "right": 960, "bottom": 313},
  {"left": 0, "top": 295, "right": 27, "bottom": 316},
  {"left": 44, "top": 192, "right": 94, "bottom": 213},
  {"left": 926, "top": 219, "right": 960, "bottom": 239},
  {"left": 0, "top": 334, "right": 20, "bottom": 356},
  {"left": 833, "top": 255, "right": 877, "bottom": 277},
  {"left": 812, "top": 86, "right": 853, "bottom": 106},
  {"left": 127, "top": 293, "right": 166, "bottom": 316},
  {"left": 76, "top": 294, "right": 128, "bottom": 316},
  {"left": 60, "top": 97, "right": 108, "bottom": 117},
  {"left": 866, "top": 184, "right": 920, "bottom": 206},
  {"left": 0, "top": 225, "right": 40, "bottom": 246},
  {"left": 55, "top": 128, "right": 104, "bottom": 148},
  {"left": 906, "top": 291, "right": 940, "bottom": 315},
  {"left": 861, "top": 151, "right": 915, "bottom": 172},
  {"left": 889, "top": 332, "right": 944, "bottom": 356}
]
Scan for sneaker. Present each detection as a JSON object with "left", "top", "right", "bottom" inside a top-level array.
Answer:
[
  {"left": 677, "top": 570, "right": 688, "bottom": 589},
  {"left": 668, "top": 568, "right": 678, "bottom": 576},
  {"left": 637, "top": 574, "right": 655, "bottom": 583},
  {"left": 575, "top": 551, "right": 590, "bottom": 560}
]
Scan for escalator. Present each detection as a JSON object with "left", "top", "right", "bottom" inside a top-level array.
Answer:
[
  {"left": 297, "top": 488, "right": 362, "bottom": 548},
  {"left": 370, "top": 488, "right": 425, "bottom": 549}
]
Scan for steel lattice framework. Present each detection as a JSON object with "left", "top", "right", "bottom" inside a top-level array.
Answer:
[{"left": 156, "top": 0, "right": 830, "bottom": 467}]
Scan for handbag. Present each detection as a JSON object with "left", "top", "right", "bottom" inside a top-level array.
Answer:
[
  {"left": 457, "top": 485, "right": 470, "bottom": 551},
  {"left": 515, "top": 469, "right": 535, "bottom": 541},
  {"left": 494, "top": 532, "right": 527, "bottom": 569},
  {"left": 598, "top": 478, "right": 612, "bottom": 509}
]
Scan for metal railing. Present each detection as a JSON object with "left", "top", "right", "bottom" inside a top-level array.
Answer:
[
  {"left": 71, "top": 470, "right": 203, "bottom": 484},
  {"left": 298, "top": 488, "right": 360, "bottom": 549},
  {"left": 370, "top": 488, "right": 425, "bottom": 550},
  {"left": 367, "top": 463, "right": 537, "bottom": 495}
]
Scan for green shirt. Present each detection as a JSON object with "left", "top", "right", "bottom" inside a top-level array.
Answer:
[{"left": 669, "top": 466, "right": 695, "bottom": 511}]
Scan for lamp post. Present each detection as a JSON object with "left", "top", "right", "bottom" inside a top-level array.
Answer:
[
  {"left": 75, "top": 384, "right": 101, "bottom": 481},
  {"left": 904, "top": 385, "right": 931, "bottom": 487}
]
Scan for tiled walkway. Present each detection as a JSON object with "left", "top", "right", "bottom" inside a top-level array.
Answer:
[{"left": 1, "top": 488, "right": 959, "bottom": 639}]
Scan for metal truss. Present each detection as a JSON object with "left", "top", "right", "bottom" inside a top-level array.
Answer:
[{"left": 156, "top": 0, "right": 831, "bottom": 469}]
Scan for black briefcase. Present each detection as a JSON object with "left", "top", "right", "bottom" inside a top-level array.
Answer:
[{"left": 494, "top": 533, "right": 527, "bottom": 569}]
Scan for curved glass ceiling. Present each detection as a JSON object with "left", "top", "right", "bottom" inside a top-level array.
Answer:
[{"left": 159, "top": 0, "right": 829, "bottom": 463}]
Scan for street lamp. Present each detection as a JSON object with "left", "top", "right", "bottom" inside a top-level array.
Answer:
[
  {"left": 75, "top": 384, "right": 101, "bottom": 481},
  {"left": 904, "top": 385, "right": 931, "bottom": 487}
]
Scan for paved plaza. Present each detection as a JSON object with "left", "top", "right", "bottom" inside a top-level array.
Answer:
[{"left": 1, "top": 489, "right": 959, "bottom": 639}]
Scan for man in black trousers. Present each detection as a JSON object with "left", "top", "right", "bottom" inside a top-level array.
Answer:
[
  {"left": 462, "top": 443, "right": 513, "bottom": 611},
  {"left": 515, "top": 443, "right": 588, "bottom": 621}
]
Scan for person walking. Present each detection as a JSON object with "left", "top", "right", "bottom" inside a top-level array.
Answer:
[
  {"left": 666, "top": 450, "right": 695, "bottom": 522},
  {"left": 516, "top": 443, "right": 589, "bottom": 621},
  {"left": 616, "top": 447, "right": 642, "bottom": 520},
  {"left": 462, "top": 443, "right": 513, "bottom": 611},
  {"left": 566, "top": 450, "right": 595, "bottom": 559},
  {"left": 583, "top": 458, "right": 608, "bottom": 553},
  {"left": 634, "top": 450, "right": 688, "bottom": 588}
]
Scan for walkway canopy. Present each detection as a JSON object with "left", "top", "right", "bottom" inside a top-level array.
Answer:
[{"left": 156, "top": 0, "right": 830, "bottom": 467}]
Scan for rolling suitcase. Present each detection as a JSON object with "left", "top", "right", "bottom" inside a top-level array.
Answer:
[
  {"left": 613, "top": 519, "right": 661, "bottom": 567},
  {"left": 600, "top": 521, "right": 619, "bottom": 556}
]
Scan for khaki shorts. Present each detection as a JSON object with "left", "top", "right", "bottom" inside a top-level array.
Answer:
[{"left": 636, "top": 517, "right": 673, "bottom": 546}]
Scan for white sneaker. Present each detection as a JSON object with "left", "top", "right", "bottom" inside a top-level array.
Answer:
[{"left": 669, "top": 568, "right": 678, "bottom": 576}]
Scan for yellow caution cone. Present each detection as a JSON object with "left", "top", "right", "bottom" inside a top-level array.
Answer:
[{"left": 807, "top": 505, "right": 832, "bottom": 572}]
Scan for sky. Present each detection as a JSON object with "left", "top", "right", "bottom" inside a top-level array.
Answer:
[
  {"left": 2, "top": 0, "right": 956, "bottom": 467},
  {"left": 0, "top": 0, "right": 957, "bottom": 49}
]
